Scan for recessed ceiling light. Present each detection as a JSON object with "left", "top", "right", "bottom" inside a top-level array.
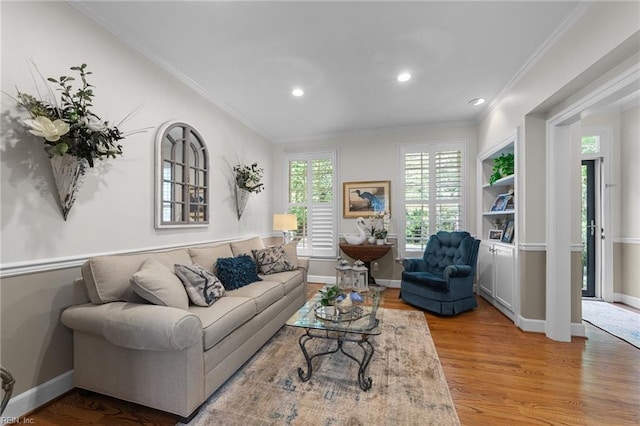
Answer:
[
  {"left": 291, "top": 88, "right": 304, "bottom": 97},
  {"left": 397, "top": 72, "right": 411, "bottom": 83},
  {"left": 469, "top": 98, "right": 486, "bottom": 106}
]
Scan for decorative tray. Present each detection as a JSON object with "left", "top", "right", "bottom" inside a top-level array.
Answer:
[{"left": 314, "top": 304, "right": 364, "bottom": 322}]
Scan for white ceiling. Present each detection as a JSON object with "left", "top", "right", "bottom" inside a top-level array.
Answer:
[{"left": 74, "top": 1, "right": 585, "bottom": 142}]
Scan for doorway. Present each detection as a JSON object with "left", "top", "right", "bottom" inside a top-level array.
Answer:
[{"left": 581, "top": 158, "right": 598, "bottom": 298}]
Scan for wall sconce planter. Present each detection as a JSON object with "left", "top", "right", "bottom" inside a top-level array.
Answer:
[
  {"left": 233, "top": 162, "right": 264, "bottom": 220},
  {"left": 236, "top": 187, "right": 252, "bottom": 220},
  {"left": 50, "top": 155, "right": 89, "bottom": 220}
]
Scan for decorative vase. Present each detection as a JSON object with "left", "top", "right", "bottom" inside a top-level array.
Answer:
[
  {"left": 49, "top": 155, "right": 89, "bottom": 220},
  {"left": 236, "top": 186, "right": 251, "bottom": 220},
  {"left": 367, "top": 236, "right": 376, "bottom": 244}
]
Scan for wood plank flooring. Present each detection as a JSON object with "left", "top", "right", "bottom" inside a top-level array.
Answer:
[{"left": 24, "top": 284, "right": 640, "bottom": 425}]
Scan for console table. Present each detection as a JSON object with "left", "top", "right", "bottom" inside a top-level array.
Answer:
[{"left": 339, "top": 243, "right": 393, "bottom": 284}]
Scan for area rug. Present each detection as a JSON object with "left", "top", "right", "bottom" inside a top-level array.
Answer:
[
  {"left": 582, "top": 300, "right": 640, "bottom": 348},
  {"left": 182, "top": 308, "right": 460, "bottom": 426}
]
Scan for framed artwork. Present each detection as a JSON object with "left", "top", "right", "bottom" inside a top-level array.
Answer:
[
  {"left": 490, "top": 193, "right": 512, "bottom": 212},
  {"left": 502, "top": 219, "right": 515, "bottom": 243},
  {"left": 343, "top": 181, "right": 391, "bottom": 218},
  {"left": 488, "top": 229, "right": 503, "bottom": 240}
]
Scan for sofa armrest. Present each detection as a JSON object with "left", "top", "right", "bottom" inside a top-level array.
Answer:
[
  {"left": 402, "top": 258, "right": 428, "bottom": 272},
  {"left": 61, "top": 302, "right": 202, "bottom": 351},
  {"left": 444, "top": 264, "right": 473, "bottom": 280}
]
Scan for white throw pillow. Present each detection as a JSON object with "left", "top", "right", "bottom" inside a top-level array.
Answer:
[{"left": 131, "top": 258, "right": 189, "bottom": 310}]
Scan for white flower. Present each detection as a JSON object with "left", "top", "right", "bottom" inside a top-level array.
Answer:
[
  {"left": 23, "top": 116, "right": 69, "bottom": 142},
  {"left": 82, "top": 116, "right": 106, "bottom": 132}
]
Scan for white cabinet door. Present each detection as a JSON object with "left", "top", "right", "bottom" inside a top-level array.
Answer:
[
  {"left": 494, "top": 244, "right": 515, "bottom": 310},
  {"left": 477, "top": 241, "right": 494, "bottom": 297}
]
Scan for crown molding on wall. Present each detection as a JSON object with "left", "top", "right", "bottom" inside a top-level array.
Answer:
[
  {"left": 69, "top": 2, "right": 274, "bottom": 143},
  {"left": 477, "top": 1, "right": 594, "bottom": 124}
]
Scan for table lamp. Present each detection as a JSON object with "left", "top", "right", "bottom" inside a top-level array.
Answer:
[{"left": 273, "top": 213, "right": 297, "bottom": 243}]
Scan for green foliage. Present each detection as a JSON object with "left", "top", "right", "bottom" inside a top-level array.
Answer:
[
  {"left": 374, "top": 228, "right": 388, "bottom": 239},
  {"left": 319, "top": 285, "right": 343, "bottom": 306},
  {"left": 489, "top": 153, "right": 514, "bottom": 185},
  {"left": 15, "top": 63, "right": 129, "bottom": 167},
  {"left": 233, "top": 163, "right": 264, "bottom": 193}
]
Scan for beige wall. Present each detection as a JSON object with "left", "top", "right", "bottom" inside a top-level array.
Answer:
[
  {"left": 519, "top": 250, "right": 546, "bottom": 320},
  {"left": 273, "top": 123, "right": 479, "bottom": 244},
  {"left": 617, "top": 104, "right": 640, "bottom": 300},
  {"left": 0, "top": 1, "right": 273, "bottom": 405},
  {"left": 1, "top": 269, "right": 80, "bottom": 395},
  {"left": 1, "top": 1, "right": 274, "bottom": 267},
  {"left": 479, "top": 1, "right": 640, "bottom": 324}
]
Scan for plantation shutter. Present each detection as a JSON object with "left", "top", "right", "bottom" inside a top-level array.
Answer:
[
  {"left": 401, "top": 142, "right": 465, "bottom": 255},
  {"left": 286, "top": 152, "right": 336, "bottom": 257}
]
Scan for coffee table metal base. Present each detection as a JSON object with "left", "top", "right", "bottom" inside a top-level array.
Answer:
[{"left": 296, "top": 325, "right": 377, "bottom": 391}]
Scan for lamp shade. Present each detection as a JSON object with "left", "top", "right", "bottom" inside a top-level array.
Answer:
[{"left": 273, "top": 214, "right": 297, "bottom": 231}]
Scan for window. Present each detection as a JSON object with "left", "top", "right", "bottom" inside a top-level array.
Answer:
[
  {"left": 400, "top": 141, "right": 466, "bottom": 256},
  {"left": 285, "top": 151, "right": 337, "bottom": 257},
  {"left": 155, "top": 121, "right": 209, "bottom": 228}
]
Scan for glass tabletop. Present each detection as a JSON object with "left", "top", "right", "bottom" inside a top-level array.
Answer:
[{"left": 286, "top": 285, "right": 385, "bottom": 335}]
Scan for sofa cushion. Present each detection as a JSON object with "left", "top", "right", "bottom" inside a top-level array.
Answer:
[
  {"left": 188, "top": 244, "right": 234, "bottom": 273},
  {"left": 282, "top": 241, "right": 299, "bottom": 265},
  {"left": 188, "top": 297, "right": 256, "bottom": 350},
  {"left": 216, "top": 255, "right": 262, "bottom": 290},
  {"left": 227, "top": 280, "right": 284, "bottom": 313},
  {"left": 82, "top": 248, "right": 192, "bottom": 304},
  {"left": 252, "top": 245, "right": 296, "bottom": 275},
  {"left": 230, "top": 236, "right": 265, "bottom": 258},
  {"left": 131, "top": 258, "right": 189, "bottom": 310},
  {"left": 175, "top": 263, "right": 226, "bottom": 307},
  {"left": 258, "top": 270, "right": 304, "bottom": 294}
]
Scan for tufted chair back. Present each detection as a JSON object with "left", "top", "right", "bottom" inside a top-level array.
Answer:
[{"left": 422, "top": 231, "right": 475, "bottom": 274}]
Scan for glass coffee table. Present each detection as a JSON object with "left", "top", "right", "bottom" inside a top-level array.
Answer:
[{"left": 286, "top": 285, "right": 385, "bottom": 391}]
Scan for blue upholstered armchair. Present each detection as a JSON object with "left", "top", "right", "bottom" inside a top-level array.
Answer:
[{"left": 400, "top": 231, "right": 480, "bottom": 316}]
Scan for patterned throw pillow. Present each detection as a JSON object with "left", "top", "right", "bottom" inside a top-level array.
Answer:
[
  {"left": 252, "top": 245, "right": 297, "bottom": 275},
  {"left": 174, "top": 263, "right": 226, "bottom": 306},
  {"left": 215, "top": 255, "right": 262, "bottom": 290}
]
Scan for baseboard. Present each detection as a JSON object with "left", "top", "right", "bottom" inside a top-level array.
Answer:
[
  {"left": 614, "top": 293, "right": 640, "bottom": 309},
  {"left": 517, "top": 316, "right": 585, "bottom": 338},
  {"left": 307, "top": 276, "right": 401, "bottom": 289},
  {"left": 307, "top": 275, "right": 333, "bottom": 284},
  {"left": 3, "top": 370, "right": 73, "bottom": 418}
]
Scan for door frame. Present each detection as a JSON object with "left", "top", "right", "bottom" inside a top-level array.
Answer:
[{"left": 546, "top": 63, "right": 638, "bottom": 342}]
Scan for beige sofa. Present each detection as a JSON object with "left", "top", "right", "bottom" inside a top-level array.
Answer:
[{"left": 61, "top": 236, "right": 308, "bottom": 421}]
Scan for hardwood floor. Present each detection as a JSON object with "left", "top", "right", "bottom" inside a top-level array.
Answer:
[{"left": 25, "top": 284, "right": 639, "bottom": 425}]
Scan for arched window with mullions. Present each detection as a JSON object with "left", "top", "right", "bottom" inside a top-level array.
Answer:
[{"left": 155, "top": 121, "right": 209, "bottom": 228}]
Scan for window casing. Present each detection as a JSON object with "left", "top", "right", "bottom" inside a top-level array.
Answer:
[
  {"left": 400, "top": 141, "right": 466, "bottom": 257},
  {"left": 285, "top": 151, "right": 337, "bottom": 257},
  {"left": 155, "top": 121, "right": 209, "bottom": 228}
]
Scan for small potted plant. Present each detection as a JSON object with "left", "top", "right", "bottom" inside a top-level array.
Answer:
[
  {"left": 374, "top": 228, "right": 388, "bottom": 245},
  {"left": 319, "top": 285, "right": 343, "bottom": 306}
]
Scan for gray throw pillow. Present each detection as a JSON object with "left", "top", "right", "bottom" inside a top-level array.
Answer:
[
  {"left": 175, "top": 263, "right": 226, "bottom": 306},
  {"left": 252, "top": 245, "right": 296, "bottom": 275}
]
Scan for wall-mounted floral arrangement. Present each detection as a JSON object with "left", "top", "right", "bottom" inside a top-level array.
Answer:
[
  {"left": 12, "top": 62, "right": 143, "bottom": 219},
  {"left": 233, "top": 162, "right": 264, "bottom": 219}
]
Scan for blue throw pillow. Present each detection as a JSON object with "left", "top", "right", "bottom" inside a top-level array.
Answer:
[{"left": 216, "top": 255, "right": 261, "bottom": 290}]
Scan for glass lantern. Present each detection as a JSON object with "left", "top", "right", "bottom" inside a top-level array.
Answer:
[
  {"left": 335, "top": 259, "right": 353, "bottom": 290},
  {"left": 351, "top": 259, "right": 369, "bottom": 293}
]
